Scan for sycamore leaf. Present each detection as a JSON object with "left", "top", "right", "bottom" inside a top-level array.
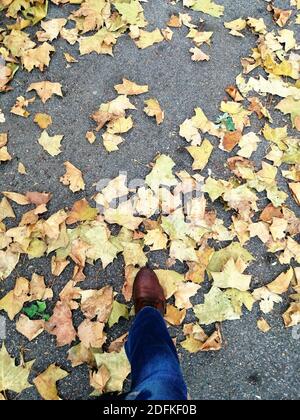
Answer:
[
  {"left": 0, "top": 344, "right": 34, "bottom": 394},
  {"left": 194, "top": 286, "right": 240, "bottom": 325},
  {"left": 257, "top": 318, "right": 271, "bottom": 333},
  {"left": 144, "top": 98, "right": 164, "bottom": 125},
  {"left": 276, "top": 97, "right": 300, "bottom": 130},
  {"left": 252, "top": 287, "right": 282, "bottom": 314},
  {"left": 36, "top": 18, "right": 67, "bottom": 42},
  {"left": 165, "top": 304, "right": 186, "bottom": 326},
  {"left": 16, "top": 315, "right": 45, "bottom": 341},
  {"left": 38, "top": 131, "right": 64, "bottom": 156},
  {"left": 224, "top": 289, "right": 255, "bottom": 316},
  {"left": 27, "top": 81, "right": 63, "bottom": 104},
  {"left": 78, "top": 320, "right": 106, "bottom": 348},
  {"left": 33, "top": 364, "right": 68, "bottom": 400},
  {"left": 190, "top": 47, "right": 210, "bottom": 62},
  {"left": 0, "top": 197, "right": 15, "bottom": 222},
  {"left": 186, "top": 139, "right": 213, "bottom": 171},
  {"left": 45, "top": 301, "right": 76, "bottom": 347},
  {"left": 283, "top": 303, "right": 300, "bottom": 327},
  {"left": 34, "top": 113, "right": 52, "bottom": 129},
  {"left": 211, "top": 258, "right": 252, "bottom": 291},
  {"left": 60, "top": 162, "right": 85, "bottom": 193},
  {"left": 90, "top": 365, "right": 110, "bottom": 396},
  {"left": 22, "top": 42, "right": 55, "bottom": 72},
  {"left": 108, "top": 301, "right": 129, "bottom": 328},
  {"left": 145, "top": 155, "right": 177, "bottom": 191},
  {"left": 94, "top": 348, "right": 131, "bottom": 393},
  {"left": 267, "top": 268, "right": 294, "bottom": 294},
  {"left": 135, "top": 29, "right": 164, "bottom": 49},
  {"left": 174, "top": 282, "right": 200, "bottom": 309},
  {"left": 207, "top": 242, "right": 254, "bottom": 274},
  {"left": 66, "top": 199, "right": 98, "bottom": 224},
  {"left": 289, "top": 182, "right": 300, "bottom": 205},
  {"left": 114, "top": 79, "right": 148, "bottom": 95},
  {"left": 188, "top": 0, "right": 224, "bottom": 18},
  {"left": 155, "top": 269, "right": 185, "bottom": 299},
  {"left": 80, "top": 286, "right": 113, "bottom": 323}
]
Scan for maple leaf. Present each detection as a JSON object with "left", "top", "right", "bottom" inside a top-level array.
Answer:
[
  {"left": 186, "top": 139, "right": 213, "bottom": 171},
  {"left": 257, "top": 318, "right": 271, "bottom": 333},
  {"left": 38, "top": 131, "right": 64, "bottom": 156},
  {"left": 16, "top": 315, "right": 45, "bottom": 341},
  {"left": 165, "top": 304, "right": 186, "bottom": 326},
  {"left": 144, "top": 98, "right": 164, "bottom": 125},
  {"left": 186, "top": 0, "right": 224, "bottom": 18},
  {"left": 34, "top": 113, "right": 52, "bottom": 129},
  {"left": 0, "top": 344, "right": 34, "bottom": 394},
  {"left": 94, "top": 348, "right": 131, "bottom": 393},
  {"left": 174, "top": 282, "right": 200, "bottom": 309},
  {"left": 45, "top": 301, "right": 76, "bottom": 347},
  {"left": 194, "top": 286, "right": 240, "bottom": 325},
  {"left": 27, "top": 81, "right": 63, "bottom": 104},
  {"left": 108, "top": 300, "right": 129, "bottom": 328},
  {"left": 154, "top": 269, "right": 185, "bottom": 299},
  {"left": 135, "top": 29, "right": 164, "bottom": 49},
  {"left": 211, "top": 258, "right": 252, "bottom": 292},
  {"left": 190, "top": 47, "right": 210, "bottom": 62},
  {"left": 36, "top": 18, "right": 67, "bottom": 42},
  {"left": 33, "top": 364, "right": 68, "bottom": 400},
  {"left": 22, "top": 42, "right": 55, "bottom": 72},
  {"left": 114, "top": 78, "right": 148, "bottom": 95},
  {"left": 0, "top": 197, "right": 15, "bottom": 222},
  {"left": 145, "top": 154, "right": 177, "bottom": 191},
  {"left": 78, "top": 319, "right": 106, "bottom": 348},
  {"left": 79, "top": 28, "right": 119, "bottom": 56},
  {"left": 60, "top": 162, "right": 85, "bottom": 193},
  {"left": 80, "top": 286, "right": 113, "bottom": 322}
]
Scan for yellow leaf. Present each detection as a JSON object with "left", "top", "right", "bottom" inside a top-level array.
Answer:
[
  {"left": 33, "top": 364, "right": 68, "bottom": 400},
  {"left": 0, "top": 344, "right": 34, "bottom": 394},
  {"left": 34, "top": 113, "right": 52, "bottom": 129},
  {"left": 60, "top": 161, "right": 85, "bottom": 193},
  {"left": 28, "top": 81, "right": 63, "bottom": 103},
  {"left": 38, "top": 131, "right": 64, "bottom": 156},
  {"left": 186, "top": 139, "right": 213, "bottom": 171},
  {"left": 144, "top": 98, "right": 164, "bottom": 125},
  {"left": 114, "top": 78, "right": 148, "bottom": 95},
  {"left": 135, "top": 29, "right": 164, "bottom": 49}
]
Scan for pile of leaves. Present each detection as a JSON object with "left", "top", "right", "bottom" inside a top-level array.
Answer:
[{"left": 0, "top": 0, "right": 300, "bottom": 400}]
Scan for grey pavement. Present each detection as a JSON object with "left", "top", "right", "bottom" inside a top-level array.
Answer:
[{"left": 0, "top": 0, "right": 300, "bottom": 400}]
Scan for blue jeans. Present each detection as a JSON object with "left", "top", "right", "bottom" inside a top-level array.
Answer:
[{"left": 125, "top": 307, "right": 188, "bottom": 400}]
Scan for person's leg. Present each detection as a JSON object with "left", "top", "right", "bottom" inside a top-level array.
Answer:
[{"left": 125, "top": 306, "right": 188, "bottom": 400}]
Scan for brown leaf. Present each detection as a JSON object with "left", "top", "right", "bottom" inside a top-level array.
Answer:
[{"left": 45, "top": 301, "right": 76, "bottom": 347}]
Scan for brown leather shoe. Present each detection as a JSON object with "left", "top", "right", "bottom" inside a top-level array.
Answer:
[{"left": 133, "top": 267, "right": 166, "bottom": 316}]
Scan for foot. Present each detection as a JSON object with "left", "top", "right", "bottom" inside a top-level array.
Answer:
[{"left": 133, "top": 267, "right": 166, "bottom": 316}]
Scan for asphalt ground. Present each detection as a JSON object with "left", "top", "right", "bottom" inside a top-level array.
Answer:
[{"left": 0, "top": 0, "right": 299, "bottom": 400}]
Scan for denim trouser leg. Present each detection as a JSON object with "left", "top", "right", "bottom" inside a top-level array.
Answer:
[{"left": 125, "top": 307, "right": 188, "bottom": 400}]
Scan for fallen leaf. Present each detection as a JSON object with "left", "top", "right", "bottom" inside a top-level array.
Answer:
[
  {"left": 28, "top": 81, "right": 63, "bottom": 104},
  {"left": 45, "top": 301, "right": 76, "bottom": 347},
  {"left": 33, "top": 364, "right": 68, "bottom": 400},
  {"left": 114, "top": 78, "right": 148, "bottom": 95},
  {"left": 144, "top": 98, "right": 164, "bottom": 125},
  {"left": 0, "top": 344, "right": 34, "bottom": 394},
  {"left": 60, "top": 162, "right": 85, "bottom": 193},
  {"left": 94, "top": 348, "right": 130, "bottom": 393},
  {"left": 38, "top": 131, "right": 64, "bottom": 156}
]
